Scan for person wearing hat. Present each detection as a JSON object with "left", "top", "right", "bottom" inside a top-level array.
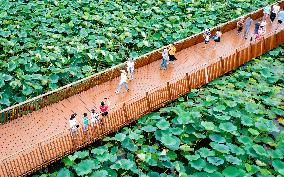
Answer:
[
  {"left": 127, "top": 58, "right": 135, "bottom": 80},
  {"left": 115, "top": 69, "right": 129, "bottom": 93}
]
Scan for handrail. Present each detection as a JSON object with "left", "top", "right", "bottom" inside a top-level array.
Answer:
[{"left": 2, "top": 0, "right": 283, "bottom": 123}]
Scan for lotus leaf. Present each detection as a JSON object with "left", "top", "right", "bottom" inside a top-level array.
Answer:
[
  {"left": 90, "top": 170, "right": 108, "bottom": 177},
  {"left": 110, "top": 159, "right": 135, "bottom": 170},
  {"left": 201, "top": 121, "right": 216, "bottom": 131},
  {"left": 210, "top": 142, "right": 230, "bottom": 154},
  {"left": 58, "top": 168, "right": 73, "bottom": 177},
  {"left": 272, "top": 160, "right": 284, "bottom": 175},
  {"left": 207, "top": 156, "right": 224, "bottom": 166},
  {"left": 222, "top": 166, "right": 245, "bottom": 177},
  {"left": 156, "top": 119, "right": 170, "bottom": 130},
  {"left": 209, "top": 134, "right": 226, "bottom": 143},
  {"left": 73, "top": 159, "right": 100, "bottom": 176},
  {"left": 189, "top": 158, "right": 206, "bottom": 171},
  {"left": 197, "top": 148, "right": 215, "bottom": 158},
  {"left": 219, "top": 122, "right": 237, "bottom": 133}
]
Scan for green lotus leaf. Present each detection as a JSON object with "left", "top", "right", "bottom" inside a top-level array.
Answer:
[
  {"left": 213, "top": 105, "right": 226, "bottom": 112},
  {"left": 222, "top": 166, "right": 245, "bottom": 177},
  {"left": 170, "top": 127, "right": 183, "bottom": 135},
  {"left": 156, "top": 119, "right": 170, "bottom": 130},
  {"left": 160, "top": 134, "right": 180, "bottom": 151},
  {"left": 225, "top": 155, "right": 242, "bottom": 165},
  {"left": 252, "top": 144, "right": 267, "bottom": 157},
  {"left": 268, "top": 149, "right": 284, "bottom": 159},
  {"left": 240, "top": 116, "right": 254, "bottom": 126},
  {"left": 114, "top": 133, "right": 126, "bottom": 142},
  {"left": 219, "top": 122, "right": 237, "bottom": 133},
  {"left": 180, "top": 144, "right": 194, "bottom": 152},
  {"left": 227, "top": 143, "right": 245, "bottom": 155},
  {"left": 272, "top": 160, "right": 284, "bottom": 175},
  {"left": 90, "top": 170, "right": 108, "bottom": 177},
  {"left": 214, "top": 115, "right": 231, "bottom": 121},
  {"left": 141, "top": 125, "right": 157, "bottom": 132},
  {"left": 207, "top": 156, "right": 224, "bottom": 166},
  {"left": 248, "top": 128, "right": 260, "bottom": 136},
  {"left": 122, "top": 137, "right": 138, "bottom": 152},
  {"left": 210, "top": 142, "right": 230, "bottom": 154},
  {"left": 201, "top": 121, "right": 216, "bottom": 131},
  {"left": 237, "top": 136, "right": 253, "bottom": 145},
  {"left": 91, "top": 146, "right": 108, "bottom": 155},
  {"left": 110, "top": 159, "right": 135, "bottom": 170},
  {"left": 197, "top": 148, "right": 215, "bottom": 158},
  {"left": 184, "top": 154, "right": 200, "bottom": 161},
  {"left": 189, "top": 158, "right": 206, "bottom": 171},
  {"left": 203, "top": 164, "right": 218, "bottom": 173},
  {"left": 58, "top": 168, "right": 74, "bottom": 177},
  {"left": 209, "top": 134, "right": 226, "bottom": 143},
  {"left": 73, "top": 151, "right": 89, "bottom": 159},
  {"left": 73, "top": 160, "right": 100, "bottom": 176}
]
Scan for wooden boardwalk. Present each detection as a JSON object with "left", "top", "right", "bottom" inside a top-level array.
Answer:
[{"left": 0, "top": 6, "right": 284, "bottom": 176}]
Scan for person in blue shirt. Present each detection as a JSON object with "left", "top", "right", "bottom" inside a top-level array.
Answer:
[
  {"left": 244, "top": 17, "right": 253, "bottom": 39},
  {"left": 276, "top": 10, "right": 284, "bottom": 31}
]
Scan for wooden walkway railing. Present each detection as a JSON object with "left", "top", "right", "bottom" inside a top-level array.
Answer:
[
  {"left": 1, "top": 2, "right": 284, "bottom": 176},
  {"left": 2, "top": 1, "right": 283, "bottom": 124},
  {"left": 0, "top": 27, "right": 283, "bottom": 177}
]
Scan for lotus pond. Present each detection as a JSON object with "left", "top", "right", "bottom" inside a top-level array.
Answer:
[
  {"left": 0, "top": 0, "right": 278, "bottom": 109},
  {"left": 33, "top": 45, "right": 284, "bottom": 177}
]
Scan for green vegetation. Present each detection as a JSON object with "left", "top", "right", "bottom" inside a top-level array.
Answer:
[
  {"left": 0, "top": 0, "right": 276, "bottom": 109},
  {"left": 34, "top": 46, "right": 284, "bottom": 177}
]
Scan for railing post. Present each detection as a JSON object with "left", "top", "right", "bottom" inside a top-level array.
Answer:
[
  {"left": 235, "top": 48, "right": 239, "bottom": 69},
  {"left": 220, "top": 56, "right": 225, "bottom": 74},
  {"left": 122, "top": 103, "right": 129, "bottom": 122},
  {"left": 38, "top": 142, "right": 46, "bottom": 166},
  {"left": 204, "top": 64, "right": 209, "bottom": 84},
  {"left": 185, "top": 73, "right": 191, "bottom": 92},
  {"left": 166, "top": 82, "right": 172, "bottom": 100},
  {"left": 145, "top": 92, "right": 151, "bottom": 112}
]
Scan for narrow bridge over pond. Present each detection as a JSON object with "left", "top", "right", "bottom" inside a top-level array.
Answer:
[{"left": 0, "top": 3, "right": 284, "bottom": 176}]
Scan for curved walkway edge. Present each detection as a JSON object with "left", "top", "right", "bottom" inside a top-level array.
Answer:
[{"left": 0, "top": 4, "right": 284, "bottom": 177}]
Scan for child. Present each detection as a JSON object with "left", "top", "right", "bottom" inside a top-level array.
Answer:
[
  {"left": 160, "top": 48, "right": 169, "bottom": 70},
  {"left": 100, "top": 98, "right": 110, "bottom": 117},
  {"left": 69, "top": 113, "right": 78, "bottom": 137},
  {"left": 212, "top": 30, "right": 222, "bottom": 49},
  {"left": 126, "top": 58, "right": 135, "bottom": 80},
  {"left": 82, "top": 113, "right": 89, "bottom": 132},
  {"left": 203, "top": 28, "right": 211, "bottom": 48},
  {"left": 256, "top": 27, "right": 265, "bottom": 41},
  {"left": 237, "top": 17, "right": 245, "bottom": 35},
  {"left": 168, "top": 44, "right": 177, "bottom": 64},
  {"left": 115, "top": 70, "right": 129, "bottom": 93},
  {"left": 91, "top": 108, "right": 100, "bottom": 127}
]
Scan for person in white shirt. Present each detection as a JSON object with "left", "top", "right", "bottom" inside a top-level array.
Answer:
[
  {"left": 270, "top": 3, "right": 280, "bottom": 22},
  {"left": 90, "top": 108, "right": 100, "bottom": 127},
  {"left": 127, "top": 58, "right": 135, "bottom": 80},
  {"left": 115, "top": 70, "right": 129, "bottom": 93},
  {"left": 69, "top": 113, "right": 78, "bottom": 137}
]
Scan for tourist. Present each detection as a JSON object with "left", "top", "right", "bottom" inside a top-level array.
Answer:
[
  {"left": 212, "top": 30, "right": 222, "bottom": 49},
  {"left": 100, "top": 98, "right": 110, "bottom": 117},
  {"left": 256, "top": 26, "right": 266, "bottom": 41},
  {"left": 260, "top": 19, "right": 267, "bottom": 30},
  {"left": 276, "top": 10, "right": 284, "bottom": 31},
  {"left": 244, "top": 17, "right": 253, "bottom": 39},
  {"left": 126, "top": 58, "right": 135, "bottom": 80},
  {"left": 160, "top": 48, "right": 169, "bottom": 70},
  {"left": 237, "top": 17, "right": 245, "bottom": 35},
  {"left": 251, "top": 20, "right": 260, "bottom": 41},
  {"left": 115, "top": 70, "right": 129, "bottom": 93},
  {"left": 270, "top": 3, "right": 280, "bottom": 23},
  {"left": 263, "top": 5, "right": 271, "bottom": 20},
  {"left": 90, "top": 108, "right": 100, "bottom": 127},
  {"left": 69, "top": 113, "right": 78, "bottom": 137},
  {"left": 82, "top": 113, "right": 89, "bottom": 132},
  {"left": 168, "top": 44, "right": 177, "bottom": 64},
  {"left": 203, "top": 28, "right": 211, "bottom": 48}
]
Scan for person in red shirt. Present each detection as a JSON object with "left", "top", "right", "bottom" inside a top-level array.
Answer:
[{"left": 100, "top": 98, "right": 110, "bottom": 116}]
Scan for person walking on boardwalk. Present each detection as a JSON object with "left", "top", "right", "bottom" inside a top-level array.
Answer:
[
  {"left": 256, "top": 27, "right": 266, "bottom": 41},
  {"left": 271, "top": 3, "right": 280, "bottom": 23},
  {"left": 251, "top": 19, "right": 260, "bottom": 41},
  {"left": 212, "top": 30, "right": 222, "bottom": 49},
  {"left": 168, "top": 44, "right": 177, "bottom": 64},
  {"left": 237, "top": 17, "right": 245, "bottom": 35},
  {"left": 69, "top": 113, "right": 78, "bottom": 137},
  {"left": 160, "top": 48, "right": 169, "bottom": 70},
  {"left": 115, "top": 70, "right": 129, "bottom": 93},
  {"left": 244, "top": 17, "right": 253, "bottom": 39},
  {"left": 127, "top": 58, "right": 135, "bottom": 80},
  {"left": 91, "top": 108, "right": 100, "bottom": 127},
  {"left": 275, "top": 10, "right": 284, "bottom": 31},
  {"left": 82, "top": 113, "right": 89, "bottom": 132},
  {"left": 100, "top": 98, "right": 110, "bottom": 117},
  {"left": 203, "top": 28, "right": 211, "bottom": 49}
]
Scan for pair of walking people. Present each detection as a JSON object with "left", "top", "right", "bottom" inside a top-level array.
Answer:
[
  {"left": 115, "top": 58, "right": 134, "bottom": 93},
  {"left": 202, "top": 29, "right": 223, "bottom": 49},
  {"left": 160, "top": 44, "right": 177, "bottom": 70}
]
